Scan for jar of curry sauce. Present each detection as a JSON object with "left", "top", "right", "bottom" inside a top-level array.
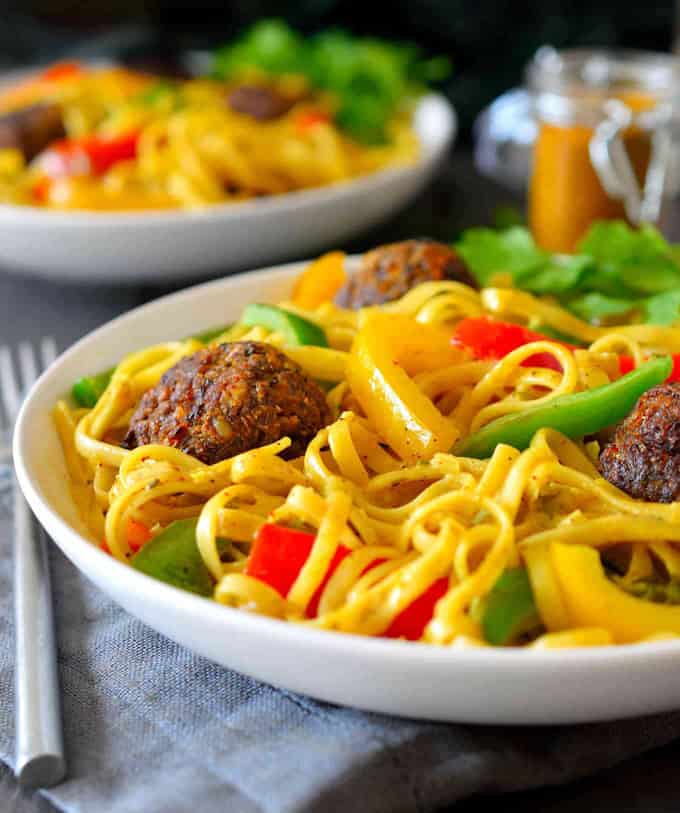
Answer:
[{"left": 527, "top": 48, "right": 680, "bottom": 252}]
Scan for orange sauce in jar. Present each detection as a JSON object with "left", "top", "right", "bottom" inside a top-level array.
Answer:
[
  {"left": 529, "top": 116, "right": 651, "bottom": 253},
  {"left": 525, "top": 46, "right": 675, "bottom": 254}
]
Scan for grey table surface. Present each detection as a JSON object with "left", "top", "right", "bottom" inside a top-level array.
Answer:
[{"left": 2, "top": 151, "right": 679, "bottom": 812}]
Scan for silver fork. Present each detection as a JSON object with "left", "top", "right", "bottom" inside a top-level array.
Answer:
[{"left": 0, "top": 338, "right": 66, "bottom": 788}]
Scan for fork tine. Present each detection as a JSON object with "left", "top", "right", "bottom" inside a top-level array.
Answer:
[
  {"left": 40, "top": 337, "right": 58, "bottom": 369},
  {"left": 18, "top": 342, "right": 39, "bottom": 396},
  {"left": 0, "top": 345, "right": 21, "bottom": 421}
]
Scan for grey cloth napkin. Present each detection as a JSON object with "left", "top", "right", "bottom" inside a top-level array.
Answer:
[{"left": 3, "top": 469, "right": 680, "bottom": 813}]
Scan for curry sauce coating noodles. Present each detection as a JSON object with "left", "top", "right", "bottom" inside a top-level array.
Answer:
[
  {"left": 53, "top": 247, "right": 680, "bottom": 648},
  {"left": 123, "top": 342, "right": 331, "bottom": 463},
  {"left": 0, "top": 64, "right": 420, "bottom": 210}
]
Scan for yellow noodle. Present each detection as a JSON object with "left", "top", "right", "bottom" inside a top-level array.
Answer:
[{"left": 54, "top": 271, "right": 680, "bottom": 649}]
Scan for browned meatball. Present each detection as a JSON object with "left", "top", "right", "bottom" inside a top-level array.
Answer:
[
  {"left": 599, "top": 383, "right": 680, "bottom": 503},
  {"left": 123, "top": 342, "right": 331, "bottom": 463},
  {"left": 227, "top": 84, "right": 294, "bottom": 120},
  {"left": 0, "top": 103, "right": 65, "bottom": 161},
  {"left": 335, "top": 239, "right": 478, "bottom": 309}
]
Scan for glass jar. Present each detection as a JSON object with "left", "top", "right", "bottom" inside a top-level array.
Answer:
[{"left": 527, "top": 48, "right": 680, "bottom": 252}]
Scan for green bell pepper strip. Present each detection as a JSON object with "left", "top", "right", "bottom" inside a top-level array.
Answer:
[
  {"left": 131, "top": 519, "right": 212, "bottom": 596},
  {"left": 481, "top": 567, "right": 542, "bottom": 645},
  {"left": 72, "top": 367, "right": 115, "bottom": 408},
  {"left": 131, "top": 518, "right": 235, "bottom": 597},
  {"left": 241, "top": 303, "right": 328, "bottom": 347},
  {"left": 456, "top": 356, "right": 672, "bottom": 459}
]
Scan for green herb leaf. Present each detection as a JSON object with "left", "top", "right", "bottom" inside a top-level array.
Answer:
[
  {"left": 213, "top": 19, "right": 307, "bottom": 78},
  {"left": 578, "top": 221, "right": 680, "bottom": 294},
  {"left": 514, "top": 254, "right": 592, "bottom": 295},
  {"left": 212, "top": 19, "right": 450, "bottom": 144},
  {"left": 455, "top": 227, "right": 544, "bottom": 287},
  {"left": 567, "top": 292, "right": 638, "bottom": 324},
  {"left": 643, "top": 289, "right": 680, "bottom": 326},
  {"left": 457, "top": 220, "right": 680, "bottom": 327}
]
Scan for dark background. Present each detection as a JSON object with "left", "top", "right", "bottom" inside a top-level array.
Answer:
[{"left": 0, "top": 1, "right": 677, "bottom": 139}]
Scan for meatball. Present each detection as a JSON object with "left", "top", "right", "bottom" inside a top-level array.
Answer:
[
  {"left": 599, "top": 383, "right": 680, "bottom": 503},
  {"left": 0, "top": 103, "right": 65, "bottom": 161},
  {"left": 123, "top": 341, "right": 331, "bottom": 463},
  {"left": 227, "top": 84, "right": 294, "bottom": 121},
  {"left": 334, "top": 239, "right": 478, "bottom": 309}
]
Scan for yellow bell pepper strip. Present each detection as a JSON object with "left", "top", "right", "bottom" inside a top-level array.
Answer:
[
  {"left": 292, "top": 251, "right": 347, "bottom": 309},
  {"left": 347, "top": 312, "right": 459, "bottom": 463},
  {"left": 456, "top": 356, "right": 671, "bottom": 459},
  {"left": 551, "top": 543, "right": 680, "bottom": 643},
  {"left": 523, "top": 543, "right": 571, "bottom": 631}
]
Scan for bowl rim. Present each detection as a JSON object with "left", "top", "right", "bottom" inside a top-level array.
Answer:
[
  {"left": 0, "top": 92, "right": 455, "bottom": 228},
  {"left": 13, "top": 258, "right": 680, "bottom": 671}
]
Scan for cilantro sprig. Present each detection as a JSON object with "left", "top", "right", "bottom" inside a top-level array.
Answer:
[
  {"left": 456, "top": 221, "right": 680, "bottom": 327},
  {"left": 212, "top": 19, "right": 450, "bottom": 144}
]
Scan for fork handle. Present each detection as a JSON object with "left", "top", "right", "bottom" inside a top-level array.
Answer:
[{"left": 14, "top": 479, "right": 66, "bottom": 788}]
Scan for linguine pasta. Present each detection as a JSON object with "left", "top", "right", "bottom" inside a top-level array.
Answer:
[
  {"left": 0, "top": 66, "right": 418, "bottom": 211},
  {"left": 53, "top": 263, "right": 680, "bottom": 648}
]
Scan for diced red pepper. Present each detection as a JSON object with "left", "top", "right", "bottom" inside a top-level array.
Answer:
[
  {"left": 246, "top": 524, "right": 318, "bottom": 597},
  {"left": 82, "top": 131, "right": 139, "bottom": 174},
  {"left": 246, "top": 523, "right": 353, "bottom": 616},
  {"left": 100, "top": 519, "right": 152, "bottom": 556},
  {"left": 618, "top": 354, "right": 680, "bottom": 382},
  {"left": 32, "top": 177, "right": 52, "bottom": 203},
  {"left": 306, "top": 546, "right": 351, "bottom": 617},
  {"left": 454, "top": 317, "right": 680, "bottom": 383},
  {"left": 40, "top": 61, "right": 83, "bottom": 82},
  {"left": 245, "top": 523, "right": 449, "bottom": 635},
  {"left": 36, "top": 131, "right": 140, "bottom": 179},
  {"left": 384, "top": 578, "right": 449, "bottom": 641},
  {"left": 453, "top": 317, "right": 579, "bottom": 372},
  {"left": 295, "top": 109, "right": 331, "bottom": 134},
  {"left": 670, "top": 357, "right": 680, "bottom": 382},
  {"left": 127, "top": 519, "right": 153, "bottom": 553}
]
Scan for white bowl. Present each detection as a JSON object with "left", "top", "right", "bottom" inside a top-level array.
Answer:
[
  {"left": 14, "top": 261, "right": 680, "bottom": 724},
  {"left": 0, "top": 94, "right": 455, "bottom": 283}
]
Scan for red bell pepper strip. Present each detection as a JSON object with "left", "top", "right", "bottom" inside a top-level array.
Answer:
[
  {"left": 36, "top": 130, "right": 140, "bottom": 179},
  {"left": 295, "top": 110, "right": 331, "bottom": 134},
  {"left": 40, "top": 61, "right": 83, "bottom": 82},
  {"left": 32, "top": 176, "right": 52, "bottom": 203},
  {"left": 245, "top": 523, "right": 351, "bottom": 617},
  {"left": 127, "top": 519, "right": 153, "bottom": 553},
  {"left": 384, "top": 578, "right": 449, "bottom": 640},
  {"left": 619, "top": 354, "right": 680, "bottom": 381},
  {"left": 454, "top": 316, "right": 680, "bottom": 382},
  {"left": 100, "top": 518, "right": 152, "bottom": 556},
  {"left": 245, "top": 523, "right": 450, "bottom": 635},
  {"left": 453, "top": 317, "right": 579, "bottom": 372}
]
